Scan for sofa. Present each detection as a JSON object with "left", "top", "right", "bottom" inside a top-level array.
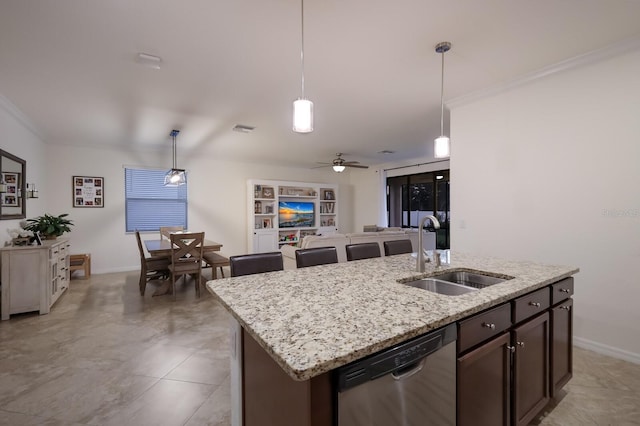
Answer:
[{"left": 280, "top": 229, "right": 436, "bottom": 269}]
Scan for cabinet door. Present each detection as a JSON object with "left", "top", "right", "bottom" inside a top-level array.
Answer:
[
  {"left": 252, "top": 229, "right": 278, "bottom": 253},
  {"left": 458, "top": 332, "right": 511, "bottom": 426},
  {"left": 513, "top": 312, "right": 549, "bottom": 426},
  {"left": 550, "top": 299, "right": 573, "bottom": 396}
]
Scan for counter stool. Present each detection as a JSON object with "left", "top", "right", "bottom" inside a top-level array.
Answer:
[
  {"left": 383, "top": 239, "right": 413, "bottom": 256},
  {"left": 346, "top": 242, "right": 381, "bottom": 261},
  {"left": 230, "top": 252, "right": 283, "bottom": 277},
  {"left": 295, "top": 246, "right": 338, "bottom": 268}
]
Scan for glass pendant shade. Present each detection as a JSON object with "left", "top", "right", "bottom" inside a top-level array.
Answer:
[
  {"left": 164, "top": 129, "right": 186, "bottom": 186},
  {"left": 332, "top": 165, "right": 346, "bottom": 173},
  {"left": 434, "top": 135, "right": 450, "bottom": 158},
  {"left": 293, "top": 98, "right": 313, "bottom": 133},
  {"left": 164, "top": 169, "right": 186, "bottom": 186}
]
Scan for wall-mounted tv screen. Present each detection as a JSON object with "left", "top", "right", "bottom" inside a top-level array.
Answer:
[{"left": 278, "top": 201, "right": 315, "bottom": 228}]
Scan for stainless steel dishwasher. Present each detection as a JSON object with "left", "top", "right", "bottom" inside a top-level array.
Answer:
[{"left": 336, "top": 323, "right": 457, "bottom": 426}]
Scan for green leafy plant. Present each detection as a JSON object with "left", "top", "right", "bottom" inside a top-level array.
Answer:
[{"left": 23, "top": 213, "right": 74, "bottom": 238}]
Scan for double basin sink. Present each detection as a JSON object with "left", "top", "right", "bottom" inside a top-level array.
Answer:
[{"left": 401, "top": 270, "right": 513, "bottom": 296}]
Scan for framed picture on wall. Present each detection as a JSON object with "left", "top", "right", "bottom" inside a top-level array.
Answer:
[
  {"left": 1, "top": 172, "right": 20, "bottom": 206},
  {"left": 73, "top": 176, "right": 104, "bottom": 207}
]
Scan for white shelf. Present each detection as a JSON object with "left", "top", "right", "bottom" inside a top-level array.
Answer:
[{"left": 248, "top": 180, "right": 338, "bottom": 253}]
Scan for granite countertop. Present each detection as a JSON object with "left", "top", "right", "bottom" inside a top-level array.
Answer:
[{"left": 206, "top": 251, "right": 578, "bottom": 381}]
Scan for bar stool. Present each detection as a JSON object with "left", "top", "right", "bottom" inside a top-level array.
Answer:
[
  {"left": 383, "top": 239, "right": 413, "bottom": 256},
  {"left": 230, "top": 252, "right": 283, "bottom": 277},
  {"left": 346, "top": 242, "right": 381, "bottom": 261},
  {"left": 295, "top": 246, "right": 338, "bottom": 268}
]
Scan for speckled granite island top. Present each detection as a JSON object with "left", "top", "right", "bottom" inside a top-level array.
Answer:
[{"left": 206, "top": 252, "right": 578, "bottom": 381}]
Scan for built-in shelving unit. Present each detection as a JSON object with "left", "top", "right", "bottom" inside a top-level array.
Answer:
[{"left": 247, "top": 179, "right": 339, "bottom": 253}]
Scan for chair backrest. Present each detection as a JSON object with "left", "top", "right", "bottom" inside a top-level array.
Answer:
[
  {"left": 230, "top": 252, "right": 283, "bottom": 277},
  {"left": 160, "top": 226, "right": 184, "bottom": 240},
  {"left": 135, "top": 230, "right": 146, "bottom": 262},
  {"left": 383, "top": 239, "right": 414, "bottom": 256},
  {"left": 346, "top": 242, "right": 381, "bottom": 261},
  {"left": 169, "top": 232, "right": 205, "bottom": 268},
  {"left": 295, "top": 246, "right": 339, "bottom": 268}
]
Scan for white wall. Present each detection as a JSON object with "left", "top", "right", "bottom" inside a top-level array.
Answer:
[
  {"left": 44, "top": 143, "right": 352, "bottom": 274},
  {"left": 450, "top": 48, "right": 640, "bottom": 361},
  {"left": 0, "top": 95, "right": 47, "bottom": 245}
]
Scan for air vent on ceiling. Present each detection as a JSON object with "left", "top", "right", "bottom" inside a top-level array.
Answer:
[
  {"left": 378, "top": 150, "right": 396, "bottom": 154},
  {"left": 232, "top": 124, "right": 256, "bottom": 133}
]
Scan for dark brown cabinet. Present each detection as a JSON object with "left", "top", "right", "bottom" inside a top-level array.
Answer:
[
  {"left": 457, "top": 278, "right": 572, "bottom": 426},
  {"left": 512, "top": 312, "right": 549, "bottom": 426},
  {"left": 550, "top": 278, "right": 573, "bottom": 397},
  {"left": 458, "top": 332, "right": 511, "bottom": 426}
]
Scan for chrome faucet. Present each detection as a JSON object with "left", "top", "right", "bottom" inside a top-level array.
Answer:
[{"left": 416, "top": 215, "right": 440, "bottom": 272}]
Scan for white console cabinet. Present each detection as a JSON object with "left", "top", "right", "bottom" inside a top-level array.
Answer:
[
  {"left": 1, "top": 238, "right": 70, "bottom": 320},
  {"left": 248, "top": 179, "right": 339, "bottom": 253}
]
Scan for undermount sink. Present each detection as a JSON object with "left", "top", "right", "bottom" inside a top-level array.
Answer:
[
  {"left": 401, "top": 270, "right": 513, "bottom": 296},
  {"left": 431, "top": 271, "right": 511, "bottom": 289},
  {"left": 403, "top": 278, "right": 478, "bottom": 296}
]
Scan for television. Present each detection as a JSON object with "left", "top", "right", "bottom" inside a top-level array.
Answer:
[{"left": 278, "top": 201, "right": 315, "bottom": 228}]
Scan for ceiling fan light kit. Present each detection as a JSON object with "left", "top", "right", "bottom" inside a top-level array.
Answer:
[
  {"left": 164, "top": 129, "right": 187, "bottom": 186},
  {"left": 293, "top": 0, "right": 313, "bottom": 133},
  {"left": 434, "top": 41, "right": 451, "bottom": 159}
]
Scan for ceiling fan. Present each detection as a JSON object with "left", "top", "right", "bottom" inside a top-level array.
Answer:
[{"left": 314, "top": 153, "right": 369, "bottom": 173}]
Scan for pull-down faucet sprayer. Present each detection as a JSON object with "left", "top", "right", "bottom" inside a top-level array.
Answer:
[{"left": 416, "top": 215, "right": 440, "bottom": 272}]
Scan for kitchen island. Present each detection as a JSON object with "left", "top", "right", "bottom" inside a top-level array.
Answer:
[{"left": 206, "top": 251, "right": 578, "bottom": 426}]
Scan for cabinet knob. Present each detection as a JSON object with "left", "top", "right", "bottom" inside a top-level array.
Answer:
[
  {"left": 506, "top": 345, "right": 516, "bottom": 353},
  {"left": 482, "top": 322, "right": 496, "bottom": 329},
  {"left": 560, "top": 305, "right": 571, "bottom": 311},
  {"left": 517, "top": 341, "right": 525, "bottom": 348},
  {"left": 559, "top": 288, "right": 571, "bottom": 293},
  {"left": 529, "top": 301, "right": 541, "bottom": 307}
]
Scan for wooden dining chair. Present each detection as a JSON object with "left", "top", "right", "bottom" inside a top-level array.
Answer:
[
  {"left": 160, "top": 226, "right": 184, "bottom": 240},
  {"left": 229, "top": 252, "right": 283, "bottom": 277},
  {"left": 168, "top": 232, "right": 205, "bottom": 299},
  {"left": 346, "top": 242, "right": 381, "bottom": 261},
  {"left": 383, "top": 239, "right": 413, "bottom": 256},
  {"left": 295, "top": 246, "right": 338, "bottom": 268},
  {"left": 135, "top": 230, "right": 170, "bottom": 296}
]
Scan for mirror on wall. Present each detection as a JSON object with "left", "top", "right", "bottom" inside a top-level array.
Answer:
[{"left": 0, "top": 149, "right": 27, "bottom": 220}]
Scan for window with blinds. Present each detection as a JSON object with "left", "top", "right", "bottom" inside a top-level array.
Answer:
[{"left": 125, "top": 168, "right": 188, "bottom": 232}]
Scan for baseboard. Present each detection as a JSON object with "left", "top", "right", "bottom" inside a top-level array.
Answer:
[{"left": 574, "top": 336, "right": 640, "bottom": 365}]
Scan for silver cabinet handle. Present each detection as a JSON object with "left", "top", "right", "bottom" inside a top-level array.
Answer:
[
  {"left": 559, "top": 288, "right": 571, "bottom": 293},
  {"left": 506, "top": 345, "right": 515, "bottom": 353},
  {"left": 560, "top": 305, "right": 571, "bottom": 310},
  {"left": 517, "top": 341, "right": 525, "bottom": 348},
  {"left": 529, "top": 302, "right": 541, "bottom": 307},
  {"left": 482, "top": 322, "right": 496, "bottom": 329}
]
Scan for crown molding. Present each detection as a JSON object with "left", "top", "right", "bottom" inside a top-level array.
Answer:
[
  {"left": 0, "top": 93, "right": 45, "bottom": 141},
  {"left": 448, "top": 35, "right": 640, "bottom": 109}
]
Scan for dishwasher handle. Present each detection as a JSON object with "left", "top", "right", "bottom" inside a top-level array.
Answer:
[{"left": 392, "top": 359, "right": 425, "bottom": 380}]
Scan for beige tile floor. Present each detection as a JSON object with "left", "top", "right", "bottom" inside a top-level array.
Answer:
[{"left": 0, "top": 271, "right": 638, "bottom": 425}]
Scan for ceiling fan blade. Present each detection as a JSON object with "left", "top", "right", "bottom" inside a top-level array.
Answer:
[
  {"left": 311, "top": 163, "right": 331, "bottom": 169},
  {"left": 345, "top": 164, "right": 369, "bottom": 169},
  {"left": 342, "top": 161, "right": 361, "bottom": 165}
]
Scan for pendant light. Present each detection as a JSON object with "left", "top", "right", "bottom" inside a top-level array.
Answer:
[
  {"left": 164, "top": 129, "right": 187, "bottom": 186},
  {"left": 434, "top": 41, "right": 451, "bottom": 158},
  {"left": 293, "top": 0, "right": 313, "bottom": 133}
]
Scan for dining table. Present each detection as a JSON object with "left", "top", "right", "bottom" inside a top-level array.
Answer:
[
  {"left": 144, "top": 236, "right": 223, "bottom": 296},
  {"left": 144, "top": 238, "right": 223, "bottom": 258}
]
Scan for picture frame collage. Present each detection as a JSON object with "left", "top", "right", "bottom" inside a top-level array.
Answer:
[
  {"left": 1, "top": 172, "right": 20, "bottom": 207},
  {"left": 73, "top": 176, "right": 104, "bottom": 207}
]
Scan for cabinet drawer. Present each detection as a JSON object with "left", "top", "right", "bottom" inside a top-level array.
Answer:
[
  {"left": 458, "top": 303, "right": 512, "bottom": 354},
  {"left": 551, "top": 278, "right": 574, "bottom": 305},
  {"left": 513, "top": 287, "right": 550, "bottom": 324}
]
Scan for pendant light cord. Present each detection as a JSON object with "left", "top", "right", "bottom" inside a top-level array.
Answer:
[
  {"left": 300, "top": 0, "right": 305, "bottom": 98},
  {"left": 439, "top": 48, "right": 445, "bottom": 136},
  {"left": 172, "top": 133, "right": 177, "bottom": 170}
]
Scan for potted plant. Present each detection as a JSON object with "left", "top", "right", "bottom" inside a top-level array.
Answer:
[{"left": 23, "top": 213, "right": 74, "bottom": 240}]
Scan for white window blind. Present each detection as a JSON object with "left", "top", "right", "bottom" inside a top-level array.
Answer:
[{"left": 125, "top": 168, "right": 188, "bottom": 232}]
